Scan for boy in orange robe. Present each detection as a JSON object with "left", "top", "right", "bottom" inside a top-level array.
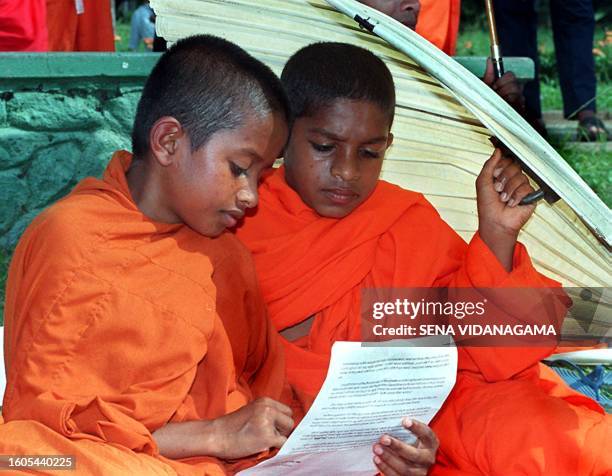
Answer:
[
  {"left": 0, "top": 35, "right": 294, "bottom": 475},
  {"left": 235, "top": 43, "right": 611, "bottom": 475},
  {"left": 357, "top": 0, "right": 460, "bottom": 54}
]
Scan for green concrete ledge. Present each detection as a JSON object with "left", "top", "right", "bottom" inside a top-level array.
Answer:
[
  {"left": 454, "top": 57, "right": 534, "bottom": 81},
  {"left": 0, "top": 53, "right": 534, "bottom": 81},
  {"left": 0, "top": 53, "right": 161, "bottom": 79}
]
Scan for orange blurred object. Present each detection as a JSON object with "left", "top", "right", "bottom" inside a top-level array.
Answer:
[
  {"left": 46, "top": 0, "right": 115, "bottom": 51},
  {"left": 415, "top": 0, "right": 461, "bottom": 55},
  {"left": 0, "top": 0, "right": 48, "bottom": 51}
]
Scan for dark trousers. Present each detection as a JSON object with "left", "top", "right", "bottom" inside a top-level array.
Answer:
[{"left": 493, "top": 0, "right": 597, "bottom": 119}]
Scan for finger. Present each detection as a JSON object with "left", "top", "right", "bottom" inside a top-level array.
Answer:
[
  {"left": 507, "top": 182, "right": 536, "bottom": 208},
  {"left": 495, "top": 71, "right": 518, "bottom": 89},
  {"left": 379, "top": 435, "right": 435, "bottom": 467},
  {"left": 496, "top": 87, "right": 522, "bottom": 103},
  {"left": 404, "top": 418, "right": 439, "bottom": 451},
  {"left": 257, "top": 397, "right": 293, "bottom": 417},
  {"left": 374, "top": 443, "right": 422, "bottom": 476},
  {"left": 273, "top": 412, "right": 295, "bottom": 436},
  {"left": 479, "top": 148, "right": 503, "bottom": 183},
  {"left": 373, "top": 453, "right": 401, "bottom": 476},
  {"left": 494, "top": 160, "right": 521, "bottom": 191},
  {"left": 483, "top": 57, "right": 494, "bottom": 85},
  {"left": 501, "top": 170, "right": 529, "bottom": 203}
]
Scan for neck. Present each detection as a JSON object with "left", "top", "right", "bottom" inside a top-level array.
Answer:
[{"left": 126, "top": 156, "right": 180, "bottom": 224}]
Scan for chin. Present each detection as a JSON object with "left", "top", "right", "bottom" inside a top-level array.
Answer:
[
  {"left": 316, "top": 205, "right": 354, "bottom": 219},
  {"left": 191, "top": 223, "right": 226, "bottom": 238}
]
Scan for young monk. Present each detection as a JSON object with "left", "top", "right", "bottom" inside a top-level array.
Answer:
[
  {"left": 235, "top": 42, "right": 611, "bottom": 475},
  {"left": 357, "top": 0, "right": 460, "bottom": 55},
  {"left": 0, "top": 35, "right": 293, "bottom": 475}
]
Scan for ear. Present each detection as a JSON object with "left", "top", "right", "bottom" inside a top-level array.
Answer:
[
  {"left": 148, "top": 116, "right": 186, "bottom": 167},
  {"left": 386, "top": 132, "right": 394, "bottom": 149}
]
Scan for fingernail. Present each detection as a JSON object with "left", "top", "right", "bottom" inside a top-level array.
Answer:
[
  {"left": 495, "top": 181, "right": 504, "bottom": 192},
  {"left": 508, "top": 198, "right": 516, "bottom": 207},
  {"left": 403, "top": 417, "right": 413, "bottom": 428},
  {"left": 493, "top": 167, "right": 503, "bottom": 178},
  {"left": 501, "top": 192, "right": 508, "bottom": 201},
  {"left": 381, "top": 436, "right": 392, "bottom": 446},
  {"left": 374, "top": 445, "right": 384, "bottom": 455},
  {"left": 374, "top": 456, "right": 381, "bottom": 465}
]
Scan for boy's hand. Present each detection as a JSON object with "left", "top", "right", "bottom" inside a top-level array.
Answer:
[
  {"left": 476, "top": 148, "right": 537, "bottom": 271},
  {"left": 372, "top": 418, "right": 438, "bottom": 476},
  {"left": 212, "top": 397, "right": 294, "bottom": 459},
  {"left": 152, "top": 397, "right": 294, "bottom": 460},
  {"left": 483, "top": 58, "right": 525, "bottom": 114}
]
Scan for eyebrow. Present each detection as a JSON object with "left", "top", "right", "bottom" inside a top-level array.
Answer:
[
  {"left": 237, "top": 148, "right": 264, "bottom": 162},
  {"left": 307, "top": 127, "right": 388, "bottom": 145}
]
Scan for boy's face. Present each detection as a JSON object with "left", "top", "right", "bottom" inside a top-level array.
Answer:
[
  {"left": 284, "top": 99, "right": 393, "bottom": 218},
  {"left": 357, "top": 0, "right": 420, "bottom": 30},
  {"left": 165, "top": 112, "right": 288, "bottom": 237}
]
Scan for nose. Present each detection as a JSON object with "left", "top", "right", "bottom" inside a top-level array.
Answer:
[
  {"left": 330, "top": 152, "right": 360, "bottom": 182},
  {"left": 401, "top": 0, "right": 420, "bottom": 17},
  {"left": 236, "top": 179, "right": 258, "bottom": 209}
]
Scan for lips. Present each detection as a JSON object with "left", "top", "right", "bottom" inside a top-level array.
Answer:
[
  {"left": 322, "top": 188, "right": 359, "bottom": 205},
  {"left": 221, "top": 210, "right": 244, "bottom": 228}
]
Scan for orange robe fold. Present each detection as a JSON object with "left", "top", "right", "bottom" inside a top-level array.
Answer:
[
  {"left": 1, "top": 151, "right": 285, "bottom": 475},
  {"left": 416, "top": 0, "right": 461, "bottom": 55},
  {"left": 0, "top": 0, "right": 47, "bottom": 51},
  {"left": 235, "top": 166, "right": 611, "bottom": 475},
  {"left": 46, "top": 0, "right": 115, "bottom": 51}
]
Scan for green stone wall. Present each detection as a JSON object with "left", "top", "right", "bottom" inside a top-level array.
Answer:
[{"left": 0, "top": 53, "right": 161, "bottom": 254}]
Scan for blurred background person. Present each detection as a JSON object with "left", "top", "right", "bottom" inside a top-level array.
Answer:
[
  {"left": 128, "top": 0, "right": 155, "bottom": 51},
  {"left": 46, "top": 0, "right": 115, "bottom": 51},
  {"left": 494, "top": 0, "right": 608, "bottom": 141},
  {"left": 0, "top": 0, "right": 47, "bottom": 51},
  {"left": 357, "top": 0, "right": 460, "bottom": 54}
]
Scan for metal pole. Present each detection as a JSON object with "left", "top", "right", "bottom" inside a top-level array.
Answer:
[{"left": 485, "top": 0, "right": 505, "bottom": 79}]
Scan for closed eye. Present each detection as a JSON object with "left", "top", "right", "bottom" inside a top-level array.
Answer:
[
  {"left": 310, "top": 142, "right": 335, "bottom": 153},
  {"left": 361, "top": 149, "right": 382, "bottom": 159},
  {"left": 230, "top": 162, "right": 248, "bottom": 177}
]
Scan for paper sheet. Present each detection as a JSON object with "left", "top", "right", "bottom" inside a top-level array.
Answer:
[{"left": 239, "top": 340, "right": 457, "bottom": 475}]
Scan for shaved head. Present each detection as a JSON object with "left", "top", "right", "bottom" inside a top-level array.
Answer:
[{"left": 132, "top": 34, "right": 289, "bottom": 156}]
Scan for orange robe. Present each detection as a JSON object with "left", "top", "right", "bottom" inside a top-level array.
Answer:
[
  {"left": 416, "top": 0, "right": 461, "bottom": 55},
  {"left": 0, "top": 151, "right": 285, "bottom": 475},
  {"left": 46, "top": 0, "right": 115, "bottom": 51},
  {"left": 0, "top": 0, "right": 47, "bottom": 51},
  {"left": 235, "top": 167, "right": 611, "bottom": 475}
]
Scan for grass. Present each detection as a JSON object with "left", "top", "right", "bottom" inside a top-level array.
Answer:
[
  {"left": 541, "top": 82, "right": 612, "bottom": 112},
  {"left": 114, "top": 20, "right": 132, "bottom": 52},
  {"left": 554, "top": 142, "right": 612, "bottom": 207},
  {"left": 114, "top": 18, "right": 153, "bottom": 52}
]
